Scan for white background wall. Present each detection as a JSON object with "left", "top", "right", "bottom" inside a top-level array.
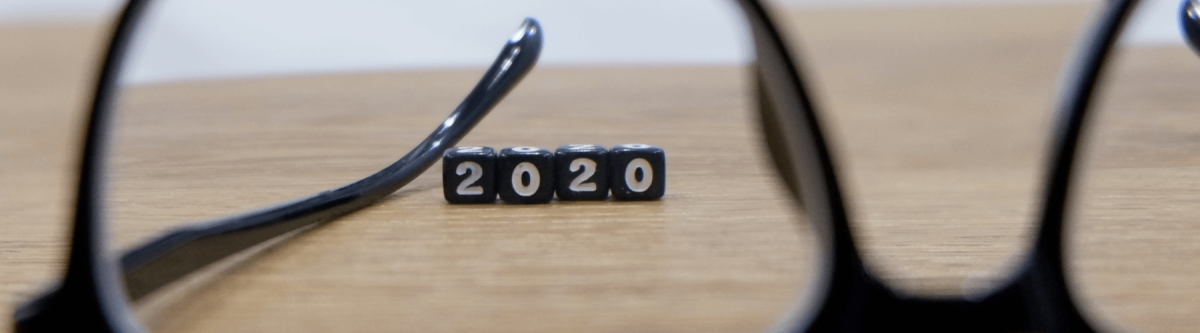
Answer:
[
  {"left": 1, "top": 0, "right": 1090, "bottom": 22},
  {"left": 0, "top": 0, "right": 1184, "bottom": 84}
]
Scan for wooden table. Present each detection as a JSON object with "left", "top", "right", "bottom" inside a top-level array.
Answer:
[{"left": 3, "top": 3, "right": 1199, "bottom": 332}]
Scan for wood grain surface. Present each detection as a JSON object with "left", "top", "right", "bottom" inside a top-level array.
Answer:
[{"left": 4, "top": 3, "right": 1200, "bottom": 332}]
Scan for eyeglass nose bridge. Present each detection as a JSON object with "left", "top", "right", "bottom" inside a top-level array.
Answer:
[
  {"left": 755, "top": 0, "right": 1141, "bottom": 331},
  {"left": 788, "top": 238, "right": 1091, "bottom": 332}
]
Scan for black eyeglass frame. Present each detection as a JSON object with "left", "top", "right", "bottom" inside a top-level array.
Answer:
[{"left": 11, "top": 0, "right": 1147, "bottom": 331}]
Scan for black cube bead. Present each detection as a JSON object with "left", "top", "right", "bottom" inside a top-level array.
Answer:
[
  {"left": 554, "top": 144, "right": 609, "bottom": 200},
  {"left": 609, "top": 144, "right": 665, "bottom": 201},
  {"left": 497, "top": 146, "right": 555, "bottom": 204},
  {"left": 442, "top": 146, "right": 498, "bottom": 204}
]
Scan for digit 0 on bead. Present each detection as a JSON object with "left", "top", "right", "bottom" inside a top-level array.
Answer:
[
  {"left": 609, "top": 144, "right": 665, "bottom": 201},
  {"left": 554, "top": 144, "right": 609, "bottom": 200},
  {"left": 497, "top": 146, "right": 555, "bottom": 204},
  {"left": 442, "top": 146, "right": 497, "bottom": 204}
]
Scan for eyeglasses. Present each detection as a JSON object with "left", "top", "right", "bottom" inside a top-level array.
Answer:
[{"left": 11, "top": 0, "right": 1199, "bottom": 331}]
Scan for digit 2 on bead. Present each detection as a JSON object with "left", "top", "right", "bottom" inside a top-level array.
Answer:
[
  {"left": 609, "top": 144, "right": 665, "bottom": 200},
  {"left": 442, "top": 146, "right": 497, "bottom": 204},
  {"left": 497, "top": 146, "right": 555, "bottom": 204},
  {"left": 554, "top": 144, "right": 609, "bottom": 200}
]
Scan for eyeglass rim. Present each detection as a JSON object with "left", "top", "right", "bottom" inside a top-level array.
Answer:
[{"left": 12, "top": 0, "right": 1145, "bottom": 332}]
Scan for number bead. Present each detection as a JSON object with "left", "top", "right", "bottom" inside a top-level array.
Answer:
[
  {"left": 442, "top": 146, "right": 498, "bottom": 204},
  {"left": 497, "top": 146, "right": 555, "bottom": 204},
  {"left": 554, "top": 144, "right": 610, "bottom": 200},
  {"left": 609, "top": 144, "right": 666, "bottom": 201}
]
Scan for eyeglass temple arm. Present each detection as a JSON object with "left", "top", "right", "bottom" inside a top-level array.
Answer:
[
  {"left": 15, "top": 15, "right": 543, "bottom": 332},
  {"left": 118, "top": 18, "right": 543, "bottom": 301}
]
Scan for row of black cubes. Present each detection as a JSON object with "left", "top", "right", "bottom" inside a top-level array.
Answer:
[{"left": 443, "top": 144, "right": 665, "bottom": 204}]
